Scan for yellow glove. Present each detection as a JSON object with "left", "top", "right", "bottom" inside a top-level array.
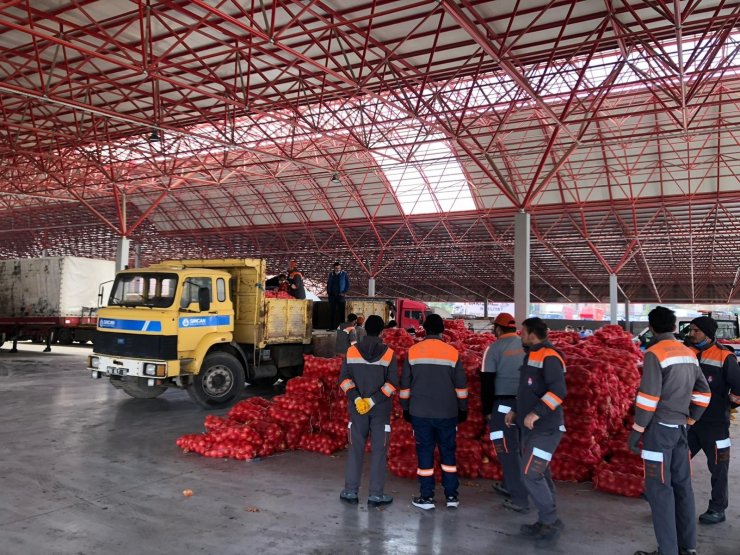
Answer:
[
  {"left": 354, "top": 398, "right": 369, "bottom": 415},
  {"left": 363, "top": 397, "right": 375, "bottom": 412}
]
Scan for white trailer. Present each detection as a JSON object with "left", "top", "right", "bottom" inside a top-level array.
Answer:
[{"left": 0, "top": 256, "right": 116, "bottom": 351}]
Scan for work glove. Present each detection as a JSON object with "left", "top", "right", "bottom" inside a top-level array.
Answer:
[
  {"left": 457, "top": 410, "right": 468, "bottom": 424},
  {"left": 403, "top": 410, "right": 412, "bottom": 423},
  {"left": 354, "top": 398, "right": 369, "bottom": 415},
  {"left": 627, "top": 429, "right": 643, "bottom": 455},
  {"left": 363, "top": 397, "right": 375, "bottom": 412}
]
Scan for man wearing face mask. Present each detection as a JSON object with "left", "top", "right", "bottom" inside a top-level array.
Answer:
[{"left": 685, "top": 316, "right": 740, "bottom": 525}]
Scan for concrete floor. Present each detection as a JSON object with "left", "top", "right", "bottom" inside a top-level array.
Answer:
[{"left": 0, "top": 345, "right": 738, "bottom": 555}]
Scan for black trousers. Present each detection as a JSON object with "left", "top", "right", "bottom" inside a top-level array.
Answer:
[
  {"left": 329, "top": 295, "right": 345, "bottom": 329},
  {"left": 688, "top": 420, "right": 731, "bottom": 512}
]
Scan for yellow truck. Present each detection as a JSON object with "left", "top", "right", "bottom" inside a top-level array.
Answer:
[{"left": 87, "top": 259, "right": 312, "bottom": 408}]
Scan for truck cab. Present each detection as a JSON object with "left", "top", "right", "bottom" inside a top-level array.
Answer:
[
  {"left": 395, "top": 298, "right": 429, "bottom": 329},
  {"left": 88, "top": 259, "right": 312, "bottom": 408}
]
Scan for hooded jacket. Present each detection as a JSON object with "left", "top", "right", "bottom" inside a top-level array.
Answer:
[
  {"left": 338, "top": 336, "right": 398, "bottom": 413},
  {"left": 686, "top": 340, "right": 740, "bottom": 423}
]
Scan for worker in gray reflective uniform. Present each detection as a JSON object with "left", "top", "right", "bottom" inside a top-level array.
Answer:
[
  {"left": 631, "top": 306, "right": 711, "bottom": 555},
  {"left": 685, "top": 316, "right": 740, "bottom": 525},
  {"left": 335, "top": 313, "right": 358, "bottom": 357},
  {"left": 338, "top": 315, "right": 398, "bottom": 507},
  {"left": 507, "top": 317, "right": 567, "bottom": 543},
  {"left": 481, "top": 312, "right": 528, "bottom": 512}
]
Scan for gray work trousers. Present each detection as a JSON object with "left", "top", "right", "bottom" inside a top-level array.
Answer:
[
  {"left": 642, "top": 423, "right": 696, "bottom": 554},
  {"left": 521, "top": 428, "right": 562, "bottom": 525},
  {"left": 490, "top": 400, "right": 529, "bottom": 507},
  {"left": 344, "top": 409, "right": 391, "bottom": 497}
]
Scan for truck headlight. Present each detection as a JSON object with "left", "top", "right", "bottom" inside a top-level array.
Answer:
[
  {"left": 88, "top": 356, "right": 100, "bottom": 369},
  {"left": 144, "top": 363, "right": 166, "bottom": 377}
]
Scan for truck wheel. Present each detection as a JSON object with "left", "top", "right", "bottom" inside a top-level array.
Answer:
[
  {"left": 188, "top": 352, "right": 245, "bottom": 409},
  {"left": 119, "top": 379, "right": 167, "bottom": 399}
]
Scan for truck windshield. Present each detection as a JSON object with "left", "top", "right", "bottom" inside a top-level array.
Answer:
[{"left": 108, "top": 273, "right": 178, "bottom": 308}]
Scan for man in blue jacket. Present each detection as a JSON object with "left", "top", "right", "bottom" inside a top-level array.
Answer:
[{"left": 327, "top": 262, "right": 350, "bottom": 329}]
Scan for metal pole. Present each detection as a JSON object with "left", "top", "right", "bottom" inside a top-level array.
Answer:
[
  {"left": 368, "top": 277, "right": 376, "bottom": 298},
  {"left": 609, "top": 273, "right": 618, "bottom": 325},
  {"left": 115, "top": 237, "right": 130, "bottom": 271},
  {"left": 514, "top": 211, "right": 530, "bottom": 326},
  {"left": 625, "top": 299, "right": 630, "bottom": 332},
  {"left": 483, "top": 297, "right": 488, "bottom": 318}
]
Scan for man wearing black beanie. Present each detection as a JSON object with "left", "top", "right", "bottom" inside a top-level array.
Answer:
[
  {"left": 338, "top": 315, "right": 398, "bottom": 507},
  {"left": 685, "top": 315, "right": 740, "bottom": 525},
  {"left": 399, "top": 313, "right": 468, "bottom": 510}
]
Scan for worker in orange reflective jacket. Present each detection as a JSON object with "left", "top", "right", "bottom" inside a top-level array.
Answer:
[
  {"left": 685, "top": 316, "right": 740, "bottom": 525},
  {"left": 505, "top": 317, "right": 567, "bottom": 544},
  {"left": 399, "top": 314, "right": 468, "bottom": 510},
  {"left": 631, "top": 306, "right": 711, "bottom": 555},
  {"left": 338, "top": 315, "right": 398, "bottom": 507}
]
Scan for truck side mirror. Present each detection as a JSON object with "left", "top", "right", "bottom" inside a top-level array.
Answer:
[{"left": 198, "top": 288, "right": 211, "bottom": 312}]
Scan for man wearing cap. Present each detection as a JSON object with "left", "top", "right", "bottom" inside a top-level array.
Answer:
[
  {"left": 481, "top": 313, "right": 529, "bottom": 513},
  {"left": 338, "top": 315, "right": 398, "bottom": 507},
  {"left": 685, "top": 316, "right": 740, "bottom": 525},
  {"left": 327, "top": 262, "right": 350, "bottom": 329}
]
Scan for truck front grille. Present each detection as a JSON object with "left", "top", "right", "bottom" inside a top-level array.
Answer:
[{"left": 93, "top": 331, "right": 177, "bottom": 360}]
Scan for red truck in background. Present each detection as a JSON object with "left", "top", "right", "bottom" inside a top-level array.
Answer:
[
  {"left": 394, "top": 298, "right": 431, "bottom": 329},
  {"left": 0, "top": 256, "right": 116, "bottom": 352}
]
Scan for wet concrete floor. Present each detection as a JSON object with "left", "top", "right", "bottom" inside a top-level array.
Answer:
[{"left": 0, "top": 343, "right": 738, "bottom": 555}]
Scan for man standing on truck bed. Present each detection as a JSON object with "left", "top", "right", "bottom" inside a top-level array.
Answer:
[
  {"left": 338, "top": 315, "right": 398, "bottom": 507},
  {"left": 684, "top": 316, "right": 740, "bottom": 525},
  {"left": 327, "top": 261, "right": 349, "bottom": 329},
  {"left": 288, "top": 260, "right": 306, "bottom": 299}
]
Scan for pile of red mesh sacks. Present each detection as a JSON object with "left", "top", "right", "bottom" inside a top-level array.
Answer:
[
  {"left": 264, "top": 291, "right": 296, "bottom": 299},
  {"left": 176, "top": 321, "right": 645, "bottom": 497},
  {"left": 176, "top": 356, "right": 349, "bottom": 459}
]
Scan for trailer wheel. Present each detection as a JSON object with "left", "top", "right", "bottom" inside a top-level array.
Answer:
[
  {"left": 187, "top": 352, "right": 245, "bottom": 409},
  {"left": 118, "top": 379, "right": 167, "bottom": 399}
]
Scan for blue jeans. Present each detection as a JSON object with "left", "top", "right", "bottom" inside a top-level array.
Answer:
[{"left": 412, "top": 415, "right": 458, "bottom": 498}]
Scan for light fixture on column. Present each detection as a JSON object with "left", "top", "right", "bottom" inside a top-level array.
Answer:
[{"left": 148, "top": 128, "right": 161, "bottom": 142}]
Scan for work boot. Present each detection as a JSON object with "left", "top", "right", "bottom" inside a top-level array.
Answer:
[
  {"left": 533, "top": 523, "right": 560, "bottom": 542},
  {"left": 520, "top": 521, "right": 544, "bottom": 537},
  {"left": 491, "top": 481, "right": 510, "bottom": 497},
  {"left": 412, "top": 495, "right": 435, "bottom": 510},
  {"left": 699, "top": 509, "right": 725, "bottom": 524},
  {"left": 339, "top": 490, "right": 358, "bottom": 505},
  {"left": 367, "top": 494, "right": 393, "bottom": 507},
  {"left": 445, "top": 495, "right": 459, "bottom": 508},
  {"left": 679, "top": 549, "right": 698, "bottom": 555},
  {"left": 502, "top": 498, "right": 529, "bottom": 513}
]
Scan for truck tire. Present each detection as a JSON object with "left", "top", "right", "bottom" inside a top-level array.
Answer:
[
  {"left": 188, "top": 352, "right": 245, "bottom": 409},
  {"left": 119, "top": 379, "right": 167, "bottom": 399}
]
